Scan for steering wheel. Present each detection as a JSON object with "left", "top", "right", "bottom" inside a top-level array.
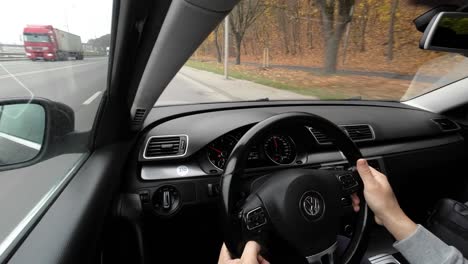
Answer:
[{"left": 220, "top": 112, "right": 368, "bottom": 264}]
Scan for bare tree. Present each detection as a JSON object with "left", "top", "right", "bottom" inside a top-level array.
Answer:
[
  {"left": 276, "top": 3, "right": 291, "bottom": 54},
  {"left": 213, "top": 26, "right": 222, "bottom": 63},
  {"left": 288, "top": 0, "right": 302, "bottom": 55},
  {"left": 359, "top": 0, "right": 370, "bottom": 52},
  {"left": 306, "top": 0, "right": 315, "bottom": 49},
  {"left": 315, "top": 0, "right": 354, "bottom": 73},
  {"left": 229, "top": 0, "right": 264, "bottom": 64},
  {"left": 387, "top": 0, "right": 399, "bottom": 61}
]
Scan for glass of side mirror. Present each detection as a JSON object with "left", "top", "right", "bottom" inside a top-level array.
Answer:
[
  {"left": 0, "top": 103, "right": 45, "bottom": 166},
  {"left": 420, "top": 12, "right": 468, "bottom": 53}
]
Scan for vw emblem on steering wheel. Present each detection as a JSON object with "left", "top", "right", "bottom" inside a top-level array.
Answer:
[
  {"left": 304, "top": 196, "right": 321, "bottom": 216},
  {"left": 300, "top": 191, "right": 325, "bottom": 221}
]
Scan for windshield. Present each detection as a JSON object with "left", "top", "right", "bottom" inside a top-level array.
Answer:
[
  {"left": 23, "top": 33, "right": 50, "bottom": 43},
  {"left": 156, "top": 0, "right": 468, "bottom": 105}
]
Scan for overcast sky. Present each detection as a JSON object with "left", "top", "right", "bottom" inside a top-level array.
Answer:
[{"left": 0, "top": 0, "right": 113, "bottom": 44}]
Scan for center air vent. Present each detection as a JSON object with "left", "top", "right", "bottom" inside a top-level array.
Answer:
[
  {"left": 308, "top": 124, "right": 375, "bottom": 145},
  {"left": 431, "top": 118, "right": 460, "bottom": 132},
  {"left": 144, "top": 135, "right": 188, "bottom": 159}
]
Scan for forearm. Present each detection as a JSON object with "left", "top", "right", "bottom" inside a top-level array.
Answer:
[
  {"left": 392, "top": 225, "right": 468, "bottom": 264},
  {"left": 381, "top": 210, "right": 418, "bottom": 241}
]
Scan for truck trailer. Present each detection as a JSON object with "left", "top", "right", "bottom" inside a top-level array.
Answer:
[{"left": 23, "top": 25, "right": 84, "bottom": 61}]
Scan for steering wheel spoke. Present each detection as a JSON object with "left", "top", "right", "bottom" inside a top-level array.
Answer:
[{"left": 305, "top": 241, "right": 338, "bottom": 264}]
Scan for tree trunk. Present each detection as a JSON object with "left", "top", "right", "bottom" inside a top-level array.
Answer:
[
  {"left": 359, "top": 15, "right": 369, "bottom": 52},
  {"left": 290, "top": 0, "right": 301, "bottom": 55},
  {"left": 324, "top": 32, "right": 344, "bottom": 73},
  {"left": 387, "top": 0, "right": 399, "bottom": 61},
  {"left": 306, "top": 0, "right": 314, "bottom": 49},
  {"left": 243, "top": 40, "right": 248, "bottom": 55},
  {"left": 359, "top": 1, "right": 369, "bottom": 52},
  {"left": 214, "top": 26, "right": 222, "bottom": 63},
  {"left": 315, "top": 0, "right": 353, "bottom": 73},
  {"left": 277, "top": 7, "right": 290, "bottom": 54},
  {"left": 234, "top": 33, "right": 242, "bottom": 65}
]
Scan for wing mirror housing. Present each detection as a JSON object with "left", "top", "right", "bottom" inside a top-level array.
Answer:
[
  {"left": 420, "top": 11, "right": 468, "bottom": 54},
  {"left": 0, "top": 98, "right": 76, "bottom": 171}
]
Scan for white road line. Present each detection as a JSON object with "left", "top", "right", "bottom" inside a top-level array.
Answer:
[
  {"left": 0, "top": 61, "right": 104, "bottom": 80},
  {"left": 83, "top": 91, "right": 102, "bottom": 105},
  {"left": 0, "top": 132, "right": 41, "bottom": 150},
  {"left": 0, "top": 63, "right": 35, "bottom": 118}
]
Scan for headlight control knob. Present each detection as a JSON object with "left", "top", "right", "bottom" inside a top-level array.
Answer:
[{"left": 152, "top": 185, "right": 180, "bottom": 216}]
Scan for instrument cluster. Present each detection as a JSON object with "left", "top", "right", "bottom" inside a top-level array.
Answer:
[{"left": 204, "top": 126, "right": 308, "bottom": 170}]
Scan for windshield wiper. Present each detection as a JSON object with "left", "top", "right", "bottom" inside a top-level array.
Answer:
[{"left": 254, "top": 97, "right": 270, "bottom": 101}]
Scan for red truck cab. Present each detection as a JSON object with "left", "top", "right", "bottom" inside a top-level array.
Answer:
[
  {"left": 23, "top": 25, "right": 83, "bottom": 61},
  {"left": 23, "top": 25, "right": 58, "bottom": 61}
]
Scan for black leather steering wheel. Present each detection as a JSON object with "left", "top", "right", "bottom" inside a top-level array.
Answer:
[{"left": 220, "top": 112, "right": 368, "bottom": 264}]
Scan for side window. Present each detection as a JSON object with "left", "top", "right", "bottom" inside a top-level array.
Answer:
[{"left": 0, "top": 0, "right": 112, "bottom": 259}]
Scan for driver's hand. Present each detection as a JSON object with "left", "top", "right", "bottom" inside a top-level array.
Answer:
[
  {"left": 218, "top": 241, "right": 270, "bottom": 264},
  {"left": 351, "top": 159, "right": 417, "bottom": 241},
  {"left": 351, "top": 159, "right": 402, "bottom": 225}
]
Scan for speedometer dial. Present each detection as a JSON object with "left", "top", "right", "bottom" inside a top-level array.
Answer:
[
  {"left": 264, "top": 135, "right": 296, "bottom": 165},
  {"left": 207, "top": 135, "right": 238, "bottom": 169}
]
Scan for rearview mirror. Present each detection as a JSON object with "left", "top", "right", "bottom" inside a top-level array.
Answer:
[
  {"left": 420, "top": 12, "right": 468, "bottom": 54},
  {"left": 0, "top": 98, "right": 75, "bottom": 170}
]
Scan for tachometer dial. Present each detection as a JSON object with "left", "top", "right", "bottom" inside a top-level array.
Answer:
[
  {"left": 207, "top": 135, "right": 238, "bottom": 169},
  {"left": 264, "top": 135, "right": 296, "bottom": 165}
]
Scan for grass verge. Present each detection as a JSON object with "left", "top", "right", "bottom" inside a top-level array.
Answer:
[{"left": 185, "top": 60, "right": 347, "bottom": 99}]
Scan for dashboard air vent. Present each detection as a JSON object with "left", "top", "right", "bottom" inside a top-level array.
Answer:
[
  {"left": 308, "top": 127, "right": 333, "bottom": 145},
  {"left": 342, "top": 124, "right": 375, "bottom": 142},
  {"left": 308, "top": 124, "right": 375, "bottom": 145},
  {"left": 144, "top": 135, "right": 188, "bottom": 159},
  {"left": 432, "top": 118, "right": 460, "bottom": 132}
]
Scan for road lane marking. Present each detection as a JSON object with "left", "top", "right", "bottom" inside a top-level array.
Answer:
[
  {"left": 0, "top": 63, "right": 35, "bottom": 117},
  {"left": 0, "top": 61, "right": 105, "bottom": 80},
  {"left": 0, "top": 132, "right": 41, "bottom": 150},
  {"left": 83, "top": 91, "right": 102, "bottom": 105}
]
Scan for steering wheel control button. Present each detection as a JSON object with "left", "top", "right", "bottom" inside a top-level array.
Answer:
[
  {"left": 245, "top": 207, "right": 267, "bottom": 230},
  {"left": 139, "top": 190, "right": 150, "bottom": 204},
  {"left": 300, "top": 191, "right": 325, "bottom": 221},
  {"left": 338, "top": 173, "right": 359, "bottom": 191},
  {"left": 152, "top": 185, "right": 180, "bottom": 216},
  {"left": 341, "top": 196, "right": 352, "bottom": 206}
]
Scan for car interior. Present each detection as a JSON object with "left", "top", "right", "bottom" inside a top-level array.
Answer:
[{"left": 3, "top": 0, "right": 468, "bottom": 264}]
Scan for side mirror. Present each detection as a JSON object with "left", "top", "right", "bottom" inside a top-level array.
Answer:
[
  {"left": 0, "top": 98, "right": 75, "bottom": 171},
  {"left": 420, "top": 12, "right": 468, "bottom": 54}
]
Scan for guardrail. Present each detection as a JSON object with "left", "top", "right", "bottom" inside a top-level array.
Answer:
[
  {"left": 0, "top": 52, "right": 108, "bottom": 62},
  {"left": 0, "top": 52, "right": 27, "bottom": 61}
]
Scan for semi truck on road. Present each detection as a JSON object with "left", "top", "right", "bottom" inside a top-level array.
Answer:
[{"left": 23, "top": 25, "right": 84, "bottom": 61}]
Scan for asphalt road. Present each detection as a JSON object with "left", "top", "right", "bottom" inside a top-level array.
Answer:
[{"left": 0, "top": 58, "right": 234, "bottom": 131}]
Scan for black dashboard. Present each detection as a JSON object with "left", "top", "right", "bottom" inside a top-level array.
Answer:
[{"left": 122, "top": 101, "right": 466, "bottom": 221}]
